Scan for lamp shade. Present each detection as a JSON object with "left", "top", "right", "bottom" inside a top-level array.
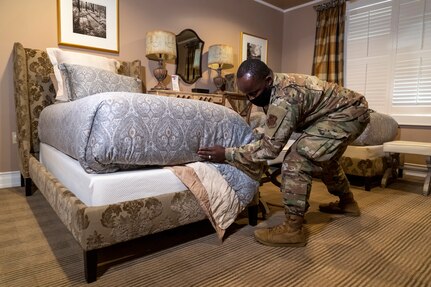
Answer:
[
  {"left": 208, "top": 44, "right": 234, "bottom": 70},
  {"left": 146, "top": 30, "right": 177, "bottom": 61}
]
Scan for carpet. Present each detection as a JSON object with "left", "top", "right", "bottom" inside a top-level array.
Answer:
[{"left": 1, "top": 177, "right": 430, "bottom": 286}]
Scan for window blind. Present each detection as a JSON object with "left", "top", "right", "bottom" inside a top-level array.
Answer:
[{"left": 345, "top": 0, "right": 431, "bottom": 125}]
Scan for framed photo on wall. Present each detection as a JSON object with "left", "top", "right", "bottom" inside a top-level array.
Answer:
[
  {"left": 57, "top": 0, "right": 119, "bottom": 53},
  {"left": 240, "top": 32, "right": 267, "bottom": 64}
]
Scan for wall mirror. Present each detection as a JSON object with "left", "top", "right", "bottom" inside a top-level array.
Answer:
[{"left": 175, "top": 29, "right": 204, "bottom": 84}]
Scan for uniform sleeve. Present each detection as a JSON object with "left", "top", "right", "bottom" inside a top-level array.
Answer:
[{"left": 225, "top": 102, "right": 298, "bottom": 167}]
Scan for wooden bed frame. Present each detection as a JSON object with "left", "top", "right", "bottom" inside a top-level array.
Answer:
[{"left": 12, "top": 42, "right": 258, "bottom": 283}]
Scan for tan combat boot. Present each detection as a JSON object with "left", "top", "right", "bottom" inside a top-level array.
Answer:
[
  {"left": 254, "top": 214, "right": 306, "bottom": 247},
  {"left": 319, "top": 192, "right": 360, "bottom": 217}
]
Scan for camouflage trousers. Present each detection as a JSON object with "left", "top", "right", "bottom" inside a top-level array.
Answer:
[{"left": 281, "top": 109, "right": 370, "bottom": 217}]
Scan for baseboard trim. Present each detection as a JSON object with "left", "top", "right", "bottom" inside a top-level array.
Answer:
[{"left": 0, "top": 171, "right": 21, "bottom": 189}]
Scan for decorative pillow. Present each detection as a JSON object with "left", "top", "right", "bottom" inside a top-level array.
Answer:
[
  {"left": 59, "top": 63, "right": 142, "bottom": 101},
  {"left": 351, "top": 111, "right": 399, "bottom": 146},
  {"left": 46, "top": 48, "right": 120, "bottom": 102}
]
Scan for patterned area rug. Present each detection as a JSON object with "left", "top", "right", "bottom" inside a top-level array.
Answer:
[{"left": 1, "top": 177, "right": 430, "bottom": 287}]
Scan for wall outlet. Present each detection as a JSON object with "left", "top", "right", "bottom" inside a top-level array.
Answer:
[{"left": 12, "top": 132, "right": 17, "bottom": 144}]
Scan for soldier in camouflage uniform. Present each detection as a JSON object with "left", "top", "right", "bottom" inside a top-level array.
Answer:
[{"left": 198, "top": 59, "right": 370, "bottom": 247}]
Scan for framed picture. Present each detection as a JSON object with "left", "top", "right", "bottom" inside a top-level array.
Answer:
[
  {"left": 57, "top": 0, "right": 119, "bottom": 53},
  {"left": 240, "top": 32, "right": 267, "bottom": 64}
]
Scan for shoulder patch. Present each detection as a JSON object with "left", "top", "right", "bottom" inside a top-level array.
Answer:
[
  {"left": 264, "top": 104, "right": 288, "bottom": 138},
  {"left": 266, "top": 114, "right": 278, "bottom": 128}
]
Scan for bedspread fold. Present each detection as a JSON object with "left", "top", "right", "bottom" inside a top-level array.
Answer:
[{"left": 168, "top": 162, "right": 258, "bottom": 239}]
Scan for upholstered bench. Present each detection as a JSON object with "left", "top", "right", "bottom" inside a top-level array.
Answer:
[
  {"left": 340, "top": 145, "right": 386, "bottom": 191},
  {"left": 381, "top": 141, "right": 431, "bottom": 196},
  {"left": 339, "top": 111, "right": 399, "bottom": 191}
]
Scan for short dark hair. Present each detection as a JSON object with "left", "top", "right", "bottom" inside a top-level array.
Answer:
[{"left": 237, "top": 59, "right": 271, "bottom": 81}]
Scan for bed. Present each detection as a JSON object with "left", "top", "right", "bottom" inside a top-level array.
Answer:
[{"left": 12, "top": 42, "right": 260, "bottom": 283}]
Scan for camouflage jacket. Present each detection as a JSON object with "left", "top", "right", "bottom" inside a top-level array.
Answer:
[{"left": 225, "top": 73, "right": 368, "bottom": 179}]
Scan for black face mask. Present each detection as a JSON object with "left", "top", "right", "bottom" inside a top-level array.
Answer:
[{"left": 249, "top": 86, "right": 272, "bottom": 107}]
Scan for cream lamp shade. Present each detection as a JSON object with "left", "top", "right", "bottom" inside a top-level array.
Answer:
[
  {"left": 208, "top": 44, "right": 234, "bottom": 70},
  {"left": 145, "top": 30, "right": 177, "bottom": 61}
]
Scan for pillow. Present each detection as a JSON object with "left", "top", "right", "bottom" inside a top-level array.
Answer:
[
  {"left": 351, "top": 111, "right": 399, "bottom": 146},
  {"left": 49, "top": 73, "right": 58, "bottom": 93},
  {"left": 59, "top": 63, "right": 143, "bottom": 100},
  {"left": 46, "top": 48, "right": 120, "bottom": 102}
]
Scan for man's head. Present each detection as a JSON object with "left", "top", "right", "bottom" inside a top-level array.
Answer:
[{"left": 236, "top": 59, "right": 273, "bottom": 107}]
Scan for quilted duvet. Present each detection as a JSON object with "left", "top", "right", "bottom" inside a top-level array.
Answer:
[{"left": 38, "top": 92, "right": 255, "bottom": 173}]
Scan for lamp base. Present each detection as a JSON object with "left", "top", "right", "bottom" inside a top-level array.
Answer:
[
  {"left": 152, "top": 63, "right": 168, "bottom": 90},
  {"left": 151, "top": 84, "right": 168, "bottom": 91},
  {"left": 213, "top": 75, "right": 226, "bottom": 94}
]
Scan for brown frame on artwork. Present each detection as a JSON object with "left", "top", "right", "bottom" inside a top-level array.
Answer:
[
  {"left": 240, "top": 32, "right": 268, "bottom": 64},
  {"left": 57, "top": 0, "right": 119, "bottom": 53}
]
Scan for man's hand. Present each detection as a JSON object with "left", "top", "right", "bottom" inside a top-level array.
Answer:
[{"left": 198, "top": 145, "right": 226, "bottom": 163}]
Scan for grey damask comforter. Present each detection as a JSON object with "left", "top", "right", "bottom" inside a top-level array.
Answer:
[{"left": 39, "top": 92, "right": 255, "bottom": 173}]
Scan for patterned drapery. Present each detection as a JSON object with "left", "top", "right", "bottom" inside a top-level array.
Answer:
[{"left": 312, "top": 0, "right": 346, "bottom": 85}]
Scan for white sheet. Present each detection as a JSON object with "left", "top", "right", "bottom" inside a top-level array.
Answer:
[{"left": 39, "top": 143, "right": 188, "bottom": 206}]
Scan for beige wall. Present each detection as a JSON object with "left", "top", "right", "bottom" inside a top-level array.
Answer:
[
  {"left": 0, "top": 0, "right": 283, "bottom": 172},
  {"left": 282, "top": 5, "right": 315, "bottom": 74}
]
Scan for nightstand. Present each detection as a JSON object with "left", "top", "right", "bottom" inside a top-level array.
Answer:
[
  {"left": 148, "top": 90, "right": 253, "bottom": 123},
  {"left": 148, "top": 90, "right": 224, "bottom": 105}
]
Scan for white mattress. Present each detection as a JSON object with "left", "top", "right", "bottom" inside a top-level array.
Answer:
[{"left": 39, "top": 143, "right": 188, "bottom": 207}]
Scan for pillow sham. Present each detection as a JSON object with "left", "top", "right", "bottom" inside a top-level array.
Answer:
[
  {"left": 59, "top": 63, "right": 143, "bottom": 101},
  {"left": 49, "top": 73, "right": 58, "bottom": 93},
  {"left": 46, "top": 48, "right": 120, "bottom": 102}
]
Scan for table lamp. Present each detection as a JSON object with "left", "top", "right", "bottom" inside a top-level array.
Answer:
[
  {"left": 146, "top": 30, "right": 177, "bottom": 90},
  {"left": 208, "top": 44, "right": 234, "bottom": 94}
]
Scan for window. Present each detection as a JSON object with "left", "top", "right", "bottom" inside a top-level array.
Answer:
[{"left": 345, "top": 0, "right": 431, "bottom": 125}]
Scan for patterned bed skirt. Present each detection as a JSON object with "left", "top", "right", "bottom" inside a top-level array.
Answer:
[{"left": 28, "top": 155, "right": 207, "bottom": 251}]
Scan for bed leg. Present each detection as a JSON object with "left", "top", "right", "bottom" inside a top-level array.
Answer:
[
  {"left": 364, "top": 177, "right": 371, "bottom": 191},
  {"left": 84, "top": 249, "right": 98, "bottom": 283},
  {"left": 248, "top": 204, "right": 258, "bottom": 226},
  {"left": 20, "top": 174, "right": 24, "bottom": 187},
  {"left": 25, "top": 178, "right": 33, "bottom": 196}
]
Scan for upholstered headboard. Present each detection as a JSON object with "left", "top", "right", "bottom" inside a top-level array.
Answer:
[{"left": 12, "top": 42, "right": 145, "bottom": 179}]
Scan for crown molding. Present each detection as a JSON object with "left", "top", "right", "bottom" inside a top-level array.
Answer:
[{"left": 254, "top": 0, "right": 324, "bottom": 13}]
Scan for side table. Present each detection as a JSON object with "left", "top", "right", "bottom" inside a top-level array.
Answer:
[
  {"left": 148, "top": 90, "right": 253, "bottom": 124},
  {"left": 148, "top": 90, "right": 224, "bottom": 105}
]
